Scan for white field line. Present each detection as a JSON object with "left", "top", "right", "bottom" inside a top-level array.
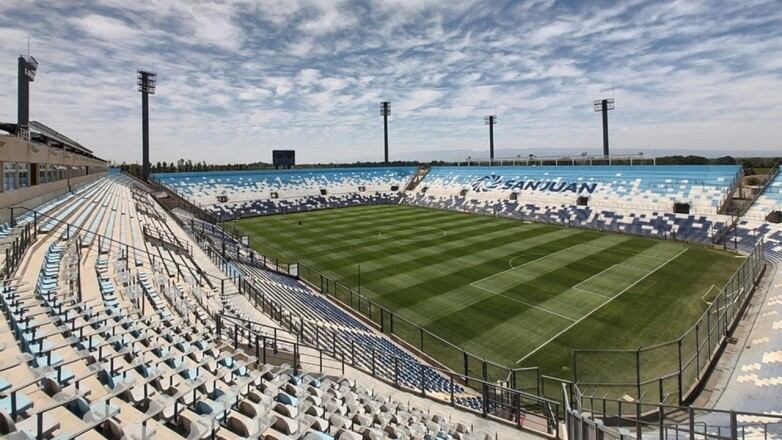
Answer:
[
  {"left": 507, "top": 253, "right": 554, "bottom": 269},
  {"left": 515, "top": 246, "right": 689, "bottom": 365},
  {"left": 700, "top": 284, "right": 720, "bottom": 305},
  {"left": 476, "top": 242, "right": 589, "bottom": 286},
  {"left": 572, "top": 264, "right": 618, "bottom": 293},
  {"left": 616, "top": 262, "right": 657, "bottom": 272},
  {"left": 572, "top": 285, "right": 613, "bottom": 299},
  {"left": 577, "top": 243, "right": 672, "bottom": 262},
  {"left": 471, "top": 283, "right": 577, "bottom": 322}
]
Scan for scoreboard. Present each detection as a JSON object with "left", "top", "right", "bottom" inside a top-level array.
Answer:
[{"left": 273, "top": 150, "right": 295, "bottom": 168}]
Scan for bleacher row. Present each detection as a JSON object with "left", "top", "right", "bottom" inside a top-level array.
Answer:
[
  {"left": 0, "top": 175, "right": 507, "bottom": 439},
  {"left": 418, "top": 166, "right": 740, "bottom": 215},
  {"left": 153, "top": 168, "right": 415, "bottom": 218},
  {"left": 156, "top": 165, "right": 741, "bottom": 219},
  {"left": 402, "top": 193, "right": 730, "bottom": 245}
]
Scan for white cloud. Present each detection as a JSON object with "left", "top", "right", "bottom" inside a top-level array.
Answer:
[
  {"left": 70, "top": 14, "right": 140, "bottom": 41},
  {"left": 0, "top": 0, "right": 779, "bottom": 164}
]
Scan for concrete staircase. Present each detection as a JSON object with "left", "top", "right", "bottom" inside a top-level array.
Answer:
[
  {"left": 404, "top": 165, "right": 431, "bottom": 192},
  {"left": 720, "top": 166, "right": 779, "bottom": 216}
]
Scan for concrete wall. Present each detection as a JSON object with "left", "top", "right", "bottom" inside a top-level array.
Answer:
[
  {"left": 0, "top": 135, "right": 107, "bottom": 169},
  {"left": 0, "top": 172, "right": 105, "bottom": 224}
]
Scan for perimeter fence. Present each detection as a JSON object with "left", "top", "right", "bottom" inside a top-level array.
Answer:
[
  {"left": 572, "top": 239, "right": 765, "bottom": 405},
  {"left": 563, "top": 383, "right": 782, "bottom": 440}
]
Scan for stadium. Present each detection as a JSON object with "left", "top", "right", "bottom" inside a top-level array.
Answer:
[{"left": 1, "top": 4, "right": 782, "bottom": 440}]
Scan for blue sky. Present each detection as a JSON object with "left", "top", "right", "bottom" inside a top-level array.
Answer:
[{"left": 0, "top": 0, "right": 781, "bottom": 164}]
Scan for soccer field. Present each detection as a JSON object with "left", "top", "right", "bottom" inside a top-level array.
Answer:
[{"left": 231, "top": 204, "right": 742, "bottom": 378}]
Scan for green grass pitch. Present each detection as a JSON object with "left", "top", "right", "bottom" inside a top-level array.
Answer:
[{"left": 230, "top": 204, "right": 742, "bottom": 380}]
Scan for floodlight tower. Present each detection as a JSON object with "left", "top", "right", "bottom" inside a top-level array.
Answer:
[
  {"left": 380, "top": 101, "right": 391, "bottom": 164},
  {"left": 484, "top": 115, "right": 497, "bottom": 163},
  {"left": 17, "top": 55, "right": 38, "bottom": 140},
  {"left": 593, "top": 98, "right": 614, "bottom": 157},
  {"left": 138, "top": 70, "right": 157, "bottom": 181}
]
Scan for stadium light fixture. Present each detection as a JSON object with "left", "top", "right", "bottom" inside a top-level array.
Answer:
[
  {"left": 380, "top": 101, "right": 391, "bottom": 164},
  {"left": 21, "top": 55, "right": 38, "bottom": 81},
  {"left": 137, "top": 70, "right": 157, "bottom": 94},
  {"left": 483, "top": 115, "right": 497, "bottom": 163},
  {"left": 138, "top": 70, "right": 157, "bottom": 181},
  {"left": 17, "top": 55, "right": 39, "bottom": 140},
  {"left": 593, "top": 98, "right": 615, "bottom": 157}
]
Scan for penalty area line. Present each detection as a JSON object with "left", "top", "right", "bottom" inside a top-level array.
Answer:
[
  {"left": 515, "top": 246, "right": 688, "bottom": 365},
  {"left": 572, "top": 285, "right": 612, "bottom": 299}
]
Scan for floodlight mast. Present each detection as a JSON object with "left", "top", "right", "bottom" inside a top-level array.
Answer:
[
  {"left": 138, "top": 70, "right": 157, "bottom": 181},
  {"left": 484, "top": 115, "right": 497, "bottom": 163},
  {"left": 17, "top": 55, "right": 38, "bottom": 140},
  {"left": 380, "top": 102, "right": 390, "bottom": 164},
  {"left": 593, "top": 98, "right": 615, "bottom": 157}
]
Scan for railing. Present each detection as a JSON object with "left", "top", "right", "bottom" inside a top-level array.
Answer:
[
  {"left": 572, "top": 239, "right": 765, "bottom": 406},
  {"left": 7, "top": 206, "right": 222, "bottom": 288},
  {"left": 737, "top": 165, "right": 780, "bottom": 219},
  {"left": 125, "top": 171, "right": 220, "bottom": 224},
  {"left": 717, "top": 168, "right": 745, "bottom": 215},
  {"left": 215, "top": 312, "right": 561, "bottom": 437},
  {"left": 563, "top": 383, "right": 782, "bottom": 440},
  {"left": 295, "top": 261, "right": 542, "bottom": 392},
  {"left": 195, "top": 234, "right": 562, "bottom": 434},
  {"left": 190, "top": 218, "right": 292, "bottom": 275},
  {"left": 141, "top": 224, "right": 193, "bottom": 256},
  {"left": 2, "top": 221, "right": 37, "bottom": 279}
]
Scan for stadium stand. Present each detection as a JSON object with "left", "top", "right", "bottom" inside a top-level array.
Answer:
[
  {"left": 153, "top": 167, "right": 416, "bottom": 220},
  {"left": 409, "top": 165, "right": 740, "bottom": 214},
  {"left": 0, "top": 174, "right": 535, "bottom": 439},
  {"left": 743, "top": 166, "right": 781, "bottom": 221},
  {"left": 728, "top": 166, "right": 782, "bottom": 263},
  {"left": 4, "top": 160, "right": 781, "bottom": 439},
  {"left": 401, "top": 165, "right": 739, "bottom": 245}
]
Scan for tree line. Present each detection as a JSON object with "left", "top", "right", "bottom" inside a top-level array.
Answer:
[{"left": 118, "top": 155, "right": 779, "bottom": 178}]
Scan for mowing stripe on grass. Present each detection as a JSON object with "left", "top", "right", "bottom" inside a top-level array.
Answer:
[
  {"left": 471, "top": 282, "right": 577, "bottom": 322},
  {"left": 515, "top": 246, "right": 689, "bottom": 364},
  {"left": 247, "top": 209, "right": 483, "bottom": 261},
  {"left": 470, "top": 235, "right": 630, "bottom": 294},
  {"left": 385, "top": 229, "right": 593, "bottom": 324},
  {"left": 299, "top": 210, "right": 488, "bottom": 255}
]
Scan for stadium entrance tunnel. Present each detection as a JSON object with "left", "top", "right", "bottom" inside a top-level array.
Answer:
[{"left": 673, "top": 202, "right": 691, "bottom": 214}]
